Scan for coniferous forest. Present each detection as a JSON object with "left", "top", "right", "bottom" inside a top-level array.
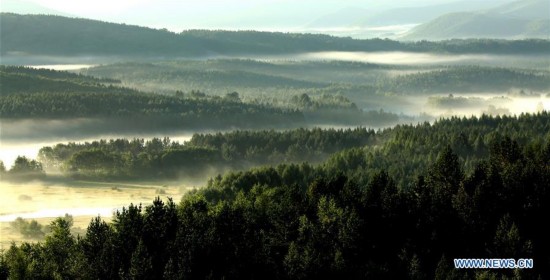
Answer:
[
  {"left": 2, "top": 113, "right": 549, "bottom": 279},
  {"left": 1, "top": 9, "right": 550, "bottom": 280}
]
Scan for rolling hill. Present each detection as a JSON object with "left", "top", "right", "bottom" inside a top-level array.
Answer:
[
  {"left": 2, "top": 13, "right": 550, "bottom": 60},
  {"left": 306, "top": 1, "right": 503, "bottom": 28},
  {"left": 402, "top": 0, "right": 550, "bottom": 40}
]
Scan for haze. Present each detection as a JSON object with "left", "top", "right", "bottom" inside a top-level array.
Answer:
[
  {"left": 3, "top": 0, "right": 509, "bottom": 32},
  {"left": 1, "top": 0, "right": 549, "bottom": 277}
]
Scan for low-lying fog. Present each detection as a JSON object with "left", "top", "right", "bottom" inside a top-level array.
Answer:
[
  {"left": 384, "top": 93, "right": 550, "bottom": 117},
  {"left": 291, "top": 52, "right": 550, "bottom": 69},
  {"left": 7, "top": 51, "right": 550, "bottom": 69},
  {"left": 0, "top": 180, "right": 190, "bottom": 248},
  {"left": 28, "top": 64, "right": 95, "bottom": 71},
  {"left": 2, "top": 93, "right": 547, "bottom": 167},
  {"left": 0, "top": 118, "right": 195, "bottom": 167}
]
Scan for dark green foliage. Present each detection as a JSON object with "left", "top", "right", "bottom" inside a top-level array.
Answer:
[
  {"left": 2, "top": 138, "right": 549, "bottom": 279},
  {"left": 2, "top": 113, "right": 549, "bottom": 279},
  {"left": 0, "top": 66, "right": 304, "bottom": 130},
  {"left": 9, "top": 156, "right": 43, "bottom": 174},
  {"left": 1, "top": 13, "right": 194, "bottom": 56},
  {"left": 39, "top": 128, "right": 376, "bottom": 179},
  {"left": 0, "top": 65, "right": 119, "bottom": 91},
  {"left": 80, "top": 217, "right": 117, "bottom": 279},
  {"left": 42, "top": 218, "right": 78, "bottom": 279},
  {"left": 383, "top": 66, "right": 550, "bottom": 94},
  {"left": 4, "top": 156, "right": 45, "bottom": 181},
  {"left": 35, "top": 113, "right": 550, "bottom": 182},
  {"left": 3, "top": 218, "right": 80, "bottom": 279},
  {"left": 324, "top": 113, "right": 550, "bottom": 187},
  {"left": 0, "top": 253, "right": 7, "bottom": 280}
]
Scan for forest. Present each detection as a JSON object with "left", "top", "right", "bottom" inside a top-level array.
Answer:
[
  {"left": 34, "top": 128, "right": 375, "bottom": 179},
  {"left": 86, "top": 61, "right": 550, "bottom": 96},
  {"left": 27, "top": 113, "right": 550, "bottom": 184},
  {"left": 83, "top": 60, "right": 550, "bottom": 116},
  {"left": 0, "top": 66, "right": 401, "bottom": 129},
  {"left": 1, "top": 113, "right": 549, "bottom": 279},
  {"left": 1, "top": 12, "right": 550, "bottom": 279}
]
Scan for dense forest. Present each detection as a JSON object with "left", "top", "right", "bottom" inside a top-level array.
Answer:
[
  {"left": 87, "top": 61, "right": 550, "bottom": 96},
  {"left": 2, "top": 113, "right": 549, "bottom": 279},
  {"left": 34, "top": 113, "right": 550, "bottom": 186},
  {"left": 2, "top": 13, "right": 550, "bottom": 57},
  {"left": 36, "top": 128, "right": 375, "bottom": 179},
  {"left": 2, "top": 11, "right": 550, "bottom": 279},
  {"left": 74, "top": 59, "right": 550, "bottom": 131},
  {"left": 379, "top": 66, "right": 550, "bottom": 94},
  {"left": 0, "top": 66, "right": 401, "bottom": 129}
]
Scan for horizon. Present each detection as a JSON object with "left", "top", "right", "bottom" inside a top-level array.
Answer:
[{"left": 1, "top": 0, "right": 514, "bottom": 37}]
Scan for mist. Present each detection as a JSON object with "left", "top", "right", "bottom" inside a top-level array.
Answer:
[
  {"left": 288, "top": 52, "right": 550, "bottom": 69},
  {"left": 402, "top": 93, "right": 550, "bottom": 117},
  {"left": 0, "top": 179, "right": 193, "bottom": 248},
  {"left": 0, "top": 118, "right": 196, "bottom": 167}
]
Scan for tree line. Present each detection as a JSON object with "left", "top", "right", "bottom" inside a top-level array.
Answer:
[
  {"left": 1, "top": 66, "right": 400, "bottom": 128},
  {"left": 0, "top": 66, "right": 305, "bottom": 130},
  {"left": 33, "top": 112, "right": 550, "bottom": 184},
  {"left": 37, "top": 128, "right": 376, "bottom": 179},
  {"left": 0, "top": 156, "right": 45, "bottom": 181},
  {"left": 3, "top": 14, "right": 550, "bottom": 57},
  {"left": 379, "top": 66, "right": 550, "bottom": 94}
]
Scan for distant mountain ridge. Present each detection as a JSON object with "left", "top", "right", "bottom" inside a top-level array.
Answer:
[
  {"left": 1, "top": 13, "right": 549, "bottom": 60},
  {"left": 357, "top": 1, "right": 504, "bottom": 27},
  {"left": 0, "top": 0, "right": 70, "bottom": 16},
  {"left": 402, "top": 0, "right": 550, "bottom": 40},
  {"left": 306, "top": 0, "right": 504, "bottom": 28},
  {"left": 488, "top": 0, "right": 550, "bottom": 20}
]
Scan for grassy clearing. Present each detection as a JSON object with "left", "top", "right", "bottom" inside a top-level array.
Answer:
[{"left": 0, "top": 180, "right": 192, "bottom": 248}]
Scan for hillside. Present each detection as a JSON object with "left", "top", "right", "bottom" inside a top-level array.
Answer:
[
  {"left": 2, "top": 13, "right": 550, "bottom": 59},
  {"left": 85, "top": 61, "right": 550, "bottom": 98},
  {"left": 489, "top": 0, "right": 550, "bottom": 19},
  {"left": 0, "top": 66, "right": 304, "bottom": 130},
  {"left": 356, "top": 0, "right": 502, "bottom": 26},
  {"left": 402, "top": 0, "right": 550, "bottom": 40},
  {"left": 0, "top": 66, "right": 400, "bottom": 133}
]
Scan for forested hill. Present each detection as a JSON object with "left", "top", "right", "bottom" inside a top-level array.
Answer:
[
  {"left": 402, "top": 0, "right": 550, "bottom": 40},
  {"left": 2, "top": 13, "right": 550, "bottom": 57},
  {"left": 0, "top": 66, "right": 304, "bottom": 129}
]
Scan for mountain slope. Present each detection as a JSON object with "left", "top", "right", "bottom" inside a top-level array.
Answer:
[
  {"left": 489, "top": 0, "right": 550, "bottom": 19},
  {"left": 402, "top": 0, "right": 550, "bottom": 40},
  {"left": 306, "top": 0, "right": 503, "bottom": 28},
  {"left": 357, "top": 0, "right": 503, "bottom": 26},
  {"left": 0, "top": 0, "right": 70, "bottom": 16}
]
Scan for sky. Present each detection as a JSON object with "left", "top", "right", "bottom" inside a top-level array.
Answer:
[
  {"left": 2, "top": 0, "right": 512, "bottom": 32},
  {"left": 19, "top": 0, "right": 447, "bottom": 15}
]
